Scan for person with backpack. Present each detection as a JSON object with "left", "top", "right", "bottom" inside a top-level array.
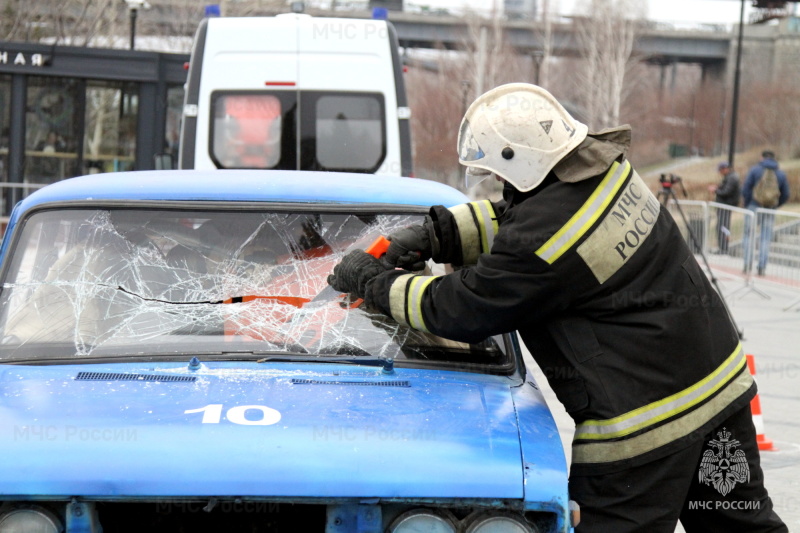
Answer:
[{"left": 742, "top": 151, "right": 790, "bottom": 276}]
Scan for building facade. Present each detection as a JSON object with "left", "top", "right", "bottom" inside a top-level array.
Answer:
[{"left": 0, "top": 42, "right": 188, "bottom": 214}]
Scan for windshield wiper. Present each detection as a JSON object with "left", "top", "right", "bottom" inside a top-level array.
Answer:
[{"left": 256, "top": 354, "right": 395, "bottom": 373}]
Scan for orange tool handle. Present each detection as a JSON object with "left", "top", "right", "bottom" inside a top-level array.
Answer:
[{"left": 365, "top": 235, "right": 391, "bottom": 259}]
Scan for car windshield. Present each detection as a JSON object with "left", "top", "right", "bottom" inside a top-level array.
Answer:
[{"left": 0, "top": 207, "right": 507, "bottom": 368}]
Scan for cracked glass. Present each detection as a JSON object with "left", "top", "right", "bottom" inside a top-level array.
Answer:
[{"left": 0, "top": 207, "right": 506, "bottom": 367}]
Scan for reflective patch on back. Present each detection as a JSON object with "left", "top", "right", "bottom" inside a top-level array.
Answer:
[{"left": 577, "top": 171, "right": 660, "bottom": 284}]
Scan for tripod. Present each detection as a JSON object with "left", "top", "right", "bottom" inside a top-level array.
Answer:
[
  {"left": 657, "top": 175, "right": 745, "bottom": 340},
  {"left": 725, "top": 209, "right": 771, "bottom": 301}
]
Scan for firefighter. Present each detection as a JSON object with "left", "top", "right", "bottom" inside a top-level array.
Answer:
[{"left": 328, "top": 83, "right": 787, "bottom": 532}]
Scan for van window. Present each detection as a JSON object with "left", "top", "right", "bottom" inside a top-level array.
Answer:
[
  {"left": 209, "top": 91, "right": 384, "bottom": 172},
  {"left": 314, "top": 94, "right": 384, "bottom": 171},
  {"left": 210, "top": 93, "right": 295, "bottom": 169}
]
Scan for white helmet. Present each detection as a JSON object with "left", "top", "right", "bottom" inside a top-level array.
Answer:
[{"left": 458, "top": 83, "right": 589, "bottom": 192}]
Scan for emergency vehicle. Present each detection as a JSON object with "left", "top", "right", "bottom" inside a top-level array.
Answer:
[{"left": 178, "top": 14, "right": 413, "bottom": 177}]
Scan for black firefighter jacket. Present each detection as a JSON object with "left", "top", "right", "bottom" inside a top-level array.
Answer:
[{"left": 366, "top": 157, "right": 756, "bottom": 475}]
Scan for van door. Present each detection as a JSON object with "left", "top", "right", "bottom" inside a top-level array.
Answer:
[
  {"left": 295, "top": 17, "right": 402, "bottom": 176},
  {"left": 179, "top": 15, "right": 412, "bottom": 177}
]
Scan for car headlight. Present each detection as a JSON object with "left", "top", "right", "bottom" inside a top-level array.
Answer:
[
  {"left": 388, "top": 508, "right": 457, "bottom": 533},
  {"left": 0, "top": 507, "right": 62, "bottom": 533},
  {"left": 464, "top": 511, "right": 535, "bottom": 533}
]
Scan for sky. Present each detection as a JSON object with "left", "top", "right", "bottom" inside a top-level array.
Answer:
[
  {"left": 636, "top": 0, "right": 757, "bottom": 25},
  {"left": 417, "top": 0, "right": 778, "bottom": 26}
]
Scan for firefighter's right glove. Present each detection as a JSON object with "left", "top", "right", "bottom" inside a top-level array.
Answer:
[
  {"left": 327, "top": 250, "right": 387, "bottom": 300},
  {"left": 384, "top": 217, "right": 438, "bottom": 271}
]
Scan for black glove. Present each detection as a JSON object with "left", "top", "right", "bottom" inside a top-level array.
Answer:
[
  {"left": 327, "top": 250, "right": 387, "bottom": 299},
  {"left": 384, "top": 218, "right": 437, "bottom": 270}
]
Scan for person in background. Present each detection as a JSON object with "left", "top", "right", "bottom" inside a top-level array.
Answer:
[
  {"left": 742, "top": 151, "right": 790, "bottom": 276},
  {"left": 33, "top": 131, "right": 66, "bottom": 183},
  {"left": 35, "top": 130, "right": 66, "bottom": 154},
  {"left": 709, "top": 161, "right": 740, "bottom": 254}
]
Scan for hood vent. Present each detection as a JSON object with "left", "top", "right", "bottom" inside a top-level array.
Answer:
[
  {"left": 291, "top": 378, "right": 410, "bottom": 387},
  {"left": 76, "top": 372, "right": 197, "bottom": 383}
]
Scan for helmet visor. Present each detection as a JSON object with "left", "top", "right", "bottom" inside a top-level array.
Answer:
[
  {"left": 464, "top": 166, "right": 492, "bottom": 189},
  {"left": 457, "top": 121, "right": 486, "bottom": 162}
]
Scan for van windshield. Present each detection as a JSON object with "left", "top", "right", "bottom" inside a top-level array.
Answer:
[{"left": 0, "top": 207, "right": 508, "bottom": 369}]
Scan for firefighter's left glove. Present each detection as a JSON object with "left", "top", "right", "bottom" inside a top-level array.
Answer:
[
  {"left": 327, "top": 250, "right": 388, "bottom": 300},
  {"left": 384, "top": 216, "right": 439, "bottom": 271}
]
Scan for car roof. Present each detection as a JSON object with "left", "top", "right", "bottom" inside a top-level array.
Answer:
[{"left": 15, "top": 170, "right": 469, "bottom": 213}]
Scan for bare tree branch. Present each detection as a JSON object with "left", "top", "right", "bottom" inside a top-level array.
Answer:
[{"left": 575, "top": 0, "right": 644, "bottom": 129}]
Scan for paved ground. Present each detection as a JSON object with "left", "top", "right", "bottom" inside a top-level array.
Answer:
[{"left": 523, "top": 268, "right": 800, "bottom": 532}]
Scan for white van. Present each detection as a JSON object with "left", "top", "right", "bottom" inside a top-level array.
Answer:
[{"left": 178, "top": 14, "right": 413, "bottom": 177}]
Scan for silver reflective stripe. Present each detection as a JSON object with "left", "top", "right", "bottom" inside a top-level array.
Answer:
[
  {"left": 575, "top": 345, "right": 746, "bottom": 440},
  {"left": 388, "top": 274, "right": 415, "bottom": 326},
  {"left": 407, "top": 275, "right": 438, "bottom": 332},
  {"left": 536, "top": 160, "right": 630, "bottom": 264},
  {"left": 572, "top": 370, "right": 754, "bottom": 464},
  {"left": 449, "top": 204, "right": 481, "bottom": 265},
  {"left": 472, "top": 200, "right": 499, "bottom": 254}
]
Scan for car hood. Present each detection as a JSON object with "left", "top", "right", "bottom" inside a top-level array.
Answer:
[{"left": 0, "top": 361, "right": 560, "bottom": 500}]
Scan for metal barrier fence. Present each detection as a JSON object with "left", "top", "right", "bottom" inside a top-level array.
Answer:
[
  {"left": 750, "top": 208, "right": 800, "bottom": 288},
  {"left": 0, "top": 183, "right": 47, "bottom": 237},
  {"left": 663, "top": 199, "right": 709, "bottom": 256},
  {"left": 705, "top": 202, "right": 757, "bottom": 279},
  {"left": 668, "top": 199, "right": 800, "bottom": 310}
]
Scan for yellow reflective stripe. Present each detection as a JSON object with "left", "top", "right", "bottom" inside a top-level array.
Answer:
[
  {"left": 535, "top": 160, "right": 630, "bottom": 264},
  {"left": 471, "top": 200, "right": 499, "bottom": 254},
  {"left": 575, "top": 344, "right": 746, "bottom": 440},
  {"left": 572, "top": 370, "right": 754, "bottom": 464},
  {"left": 388, "top": 274, "right": 415, "bottom": 326},
  {"left": 449, "top": 204, "right": 481, "bottom": 265},
  {"left": 406, "top": 275, "right": 439, "bottom": 333}
]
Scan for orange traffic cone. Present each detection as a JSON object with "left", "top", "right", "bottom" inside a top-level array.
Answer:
[{"left": 746, "top": 353, "right": 776, "bottom": 451}]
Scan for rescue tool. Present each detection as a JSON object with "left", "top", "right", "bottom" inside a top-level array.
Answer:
[{"left": 190, "top": 236, "right": 391, "bottom": 309}]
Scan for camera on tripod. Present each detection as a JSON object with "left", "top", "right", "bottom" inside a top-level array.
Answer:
[
  {"left": 658, "top": 173, "right": 688, "bottom": 201},
  {"left": 659, "top": 173, "right": 682, "bottom": 188}
]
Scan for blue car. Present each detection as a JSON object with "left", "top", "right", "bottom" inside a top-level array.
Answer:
[{"left": 0, "top": 171, "right": 574, "bottom": 533}]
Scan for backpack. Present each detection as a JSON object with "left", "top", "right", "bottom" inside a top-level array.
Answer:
[{"left": 753, "top": 167, "right": 781, "bottom": 208}]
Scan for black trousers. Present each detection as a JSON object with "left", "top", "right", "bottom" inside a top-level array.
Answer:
[
  {"left": 569, "top": 405, "right": 787, "bottom": 533},
  {"left": 716, "top": 209, "right": 733, "bottom": 253}
]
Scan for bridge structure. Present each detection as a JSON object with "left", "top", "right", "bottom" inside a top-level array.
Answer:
[
  {"left": 388, "top": 11, "right": 730, "bottom": 77},
  {"left": 273, "top": 8, "right": 731, "bottom": 83},
  {"left": 266, "top": 7, "right": 800, "bottom": 88}
]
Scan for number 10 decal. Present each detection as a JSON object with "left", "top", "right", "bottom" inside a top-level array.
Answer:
[{"left": 185, "top": 404, "right": 282, "bottom": 425}]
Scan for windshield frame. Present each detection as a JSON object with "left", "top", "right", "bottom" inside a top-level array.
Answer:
[{"left": 0, "top": 200, "right": 518, "bottom": 376}]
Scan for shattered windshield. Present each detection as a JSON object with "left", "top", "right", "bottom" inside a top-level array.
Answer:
[{"left": 0, "top": 207, "right": 507, "bottom": 368}]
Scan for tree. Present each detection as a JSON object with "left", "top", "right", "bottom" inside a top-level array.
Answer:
[
  {"left": 2, "top": 0, "right": 127, "bottom": 46},
  {"left": 406, "top": 10, "right": 532, "bottom": 192},
  {"left": 574, "top": 0, "right": 645, "bottom": 130},
  {"left": 533, "top": 0, "right": 558, "bottom": 88}
]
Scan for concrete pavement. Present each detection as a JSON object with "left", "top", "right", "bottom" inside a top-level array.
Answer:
[{"left": 523, "top": 269, "right": 800, "bottom": 532}]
